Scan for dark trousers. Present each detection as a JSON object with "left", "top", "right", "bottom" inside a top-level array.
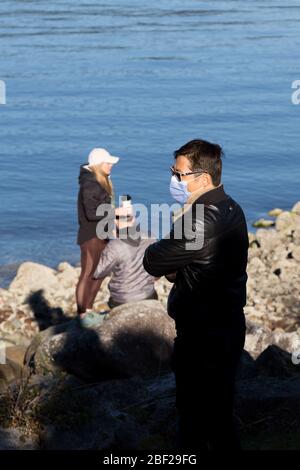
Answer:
[{"left": 171, "top": 314, "right": 246, "bottom": 451}]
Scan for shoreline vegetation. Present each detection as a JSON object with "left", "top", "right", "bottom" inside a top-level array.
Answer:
[{"left": 0, "top": 200, "right": 300, "bottom": 450}]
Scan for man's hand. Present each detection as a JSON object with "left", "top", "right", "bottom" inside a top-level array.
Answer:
[{"left": 165, "top": 272, "right": 177, "bottom": 283}]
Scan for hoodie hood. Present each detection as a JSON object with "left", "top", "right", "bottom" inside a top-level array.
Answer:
[
  {"left": 78, "top": 164, "right": 96, "bottom": 185},
  {"left": 118, "top": 224, "right": 142, "bottom": 247}
]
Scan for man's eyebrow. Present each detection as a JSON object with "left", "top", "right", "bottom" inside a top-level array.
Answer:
[{"left": 174, "top": 167, "right": 190, "bottom": 172}]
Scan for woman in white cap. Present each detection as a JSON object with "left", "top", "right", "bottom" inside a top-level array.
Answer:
[{"left": 76, "top": 148, "right": 119, "bottom": 319}]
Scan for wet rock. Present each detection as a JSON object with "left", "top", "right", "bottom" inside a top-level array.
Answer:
[
  {"left": 252, "top": 218, "right": 275, "bottom": 228},
  {"left": 268, "top": 208, "right": 283, "bottom": 217}
]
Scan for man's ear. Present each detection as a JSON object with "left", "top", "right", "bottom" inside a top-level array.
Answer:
[{"left": 204, "top": 172, "right": 213, "bottom": 187}]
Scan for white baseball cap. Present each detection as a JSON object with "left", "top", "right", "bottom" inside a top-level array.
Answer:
[{"left": 85, "top": 148, "right": 120, "bottom": 169}]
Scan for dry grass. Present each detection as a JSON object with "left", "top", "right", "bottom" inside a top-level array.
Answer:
[{"left": 0, "top": 372, "right": 93, "bottom": 441}]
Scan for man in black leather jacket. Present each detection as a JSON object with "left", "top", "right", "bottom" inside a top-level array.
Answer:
[{"left": 143, "top": 139, "right": 249, "bottom": 450}]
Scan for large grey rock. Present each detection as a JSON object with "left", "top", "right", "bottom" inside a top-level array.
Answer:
[
  {"left": 0, "top": 358, "right": 25, "bottom": 388},
  {"left": 9, "top": 262, "right": 60, "bottom": 303},
  {"left": 26, "top": 300, "right": 176, "bottom": 381},
  {"left": 275, "top": 211, "right": 299, "bottom": 233},
  {"left": 236, "top": 350, "right": 258, "bottom": 380},
  {"left": 291, "top": 201, "right": 300, "bottom": 216},
  {"left": 245, "top": 321, "right": 274, "bottom": 359},
  {"left": 252, "top": 218, "right": 275, "bottom": 228},
  {"left": 38, "top": 377, "right": 152, "bottom": 450},
  {"left": 9, "top": 261, "right": 58, "bottom": 291},
  {"left": 236, "top": 375, "right": 300, "bottom": 433},
  {"left": 255, "top": 228, "right": 280, "bottom": 252},
  {"left": 255, "top": 345, "right": 299, "bottom": 378},
  {"left": 268, "top": 208, "right": 283, "bottom": 217},
  {"left": 0, "top": 427, "right": 38, "bottom": 450},
  {"left": 0, "top": 345, "right": 29, "bottom": 391},
  {"left": 272, "top": 331, "right": 300, "bottom": 354}
]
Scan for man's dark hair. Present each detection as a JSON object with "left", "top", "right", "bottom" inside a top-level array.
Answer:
[{"left": 174, "top": 139, "right": 223, "bottom": 186}]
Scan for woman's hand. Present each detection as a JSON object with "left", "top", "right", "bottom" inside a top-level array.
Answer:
[{"left": 115, "top": 206, "right": 133, "bottom": 217}]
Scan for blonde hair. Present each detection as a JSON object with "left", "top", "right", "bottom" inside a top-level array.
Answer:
[
  {"left": 89, "top": 164, "right": 114, "bottom": 196},
  {"left": 89, "top": 163, "right": 115, "bottom": 208}
]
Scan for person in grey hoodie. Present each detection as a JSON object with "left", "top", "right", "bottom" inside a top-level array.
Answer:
[
  {"left": 93, "top": 212, "right": 158, "bottom": 308},
  {"left": 76, "top": 148, "right": 119, "bottom": 316}
]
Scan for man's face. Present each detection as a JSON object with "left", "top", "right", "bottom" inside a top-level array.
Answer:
[
  {"left": 173, "top": 155, "right": 206, "bottom": 193},
  {"left": 173, "top": 156, "right": 196, "bottom": 182}
]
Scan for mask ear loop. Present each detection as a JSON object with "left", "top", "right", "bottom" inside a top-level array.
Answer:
[{"left": 186, "top": 171, "right": 206, "bottom": 191}]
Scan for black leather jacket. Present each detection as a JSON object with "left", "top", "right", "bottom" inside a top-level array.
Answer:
[{"left": 143, "top": 185, "right": 249, "bottom": 332}]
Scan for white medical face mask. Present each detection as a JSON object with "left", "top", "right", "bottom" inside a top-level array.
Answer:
[{"left": 169, "top": 175, "right": 191, "bottom": 204}]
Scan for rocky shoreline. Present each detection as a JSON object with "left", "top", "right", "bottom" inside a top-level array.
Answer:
[{"left": 0, "top": 200, "right": 300, "bottom": 450}]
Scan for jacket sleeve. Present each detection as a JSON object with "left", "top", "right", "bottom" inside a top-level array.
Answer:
[
  {"left": 93, "top": 241, "right": 119, "bottom": 279},
  {"left": 82, "top": 181, "right": 112, "bottom": 222},
  {"left": 143, "top": 215, "right": 205, "bottom": 277}
]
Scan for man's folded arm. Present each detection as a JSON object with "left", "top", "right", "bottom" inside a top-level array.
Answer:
[{"left": 143, "top": 233, "right": 201, "bottom": 277}]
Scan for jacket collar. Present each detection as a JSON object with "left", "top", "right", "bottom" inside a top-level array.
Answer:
[
  {"left": 191, "top": 184, "right": 227, "bottom": 206},
  {"left": 172, "top": 184, "right": 228, "bottom": 223}
]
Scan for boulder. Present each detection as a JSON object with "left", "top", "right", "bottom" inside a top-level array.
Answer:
[
  {"left": 272, "top": 331, "right": 300, "bottom": 354},
  {"left": 236, "top": 350, "right": 258, "bottom": 380},
  {"left": 25, "top": 372, "right": 176, "bottom": 450},
  {"left": 55, "top": 262, "right": 79, "bottom": 289},
  {"left": 252, "top": 218, "right": 275, "bottom": 228},
  {"left": 293, "top": 225, "right": 300, "bottom": 244},
  {"left": 255, "top": 228, "right": 280, "bottom": 252},
  {"left": 255, "top": 345, "right": 299, "bottom": 377},
  {"left": 290, "top": 245, "right": 300, "bottom": 262},
  {"left": 0, "top": 427, "right": 38, "bottom": 450},
  {"left": 6, "top": 346, "right": 27, "bottom": 367},
  {"left": 235, "top": 375, "right": 300, "bottom": 438},
  {"left": 275, "top": 211, "right": 295, "bottom": 233},
  {"left": 0, "top": 358, "right": 25, "bottom": 386},
  {"left": 245, "top": 321, "right": 274, "bottom": 359},
  {"left": 291, "top": 201, "right": 300, "bottom": 215},
  {"left": 26, "top": 300, "right": 176, "bottom": 381},
  {"left": 0, "top": 347, "right": 28, "bottom": 388},
  {"left": 9, "top": 262, "right": 59, "bottom": 303},
  {"left": 268, "top": 208, "right": 283, "bottom": 217}
]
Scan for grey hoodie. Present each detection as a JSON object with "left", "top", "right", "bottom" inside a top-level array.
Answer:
[{"left": 93, "top": 230, "right": 157, "bottom": 304}]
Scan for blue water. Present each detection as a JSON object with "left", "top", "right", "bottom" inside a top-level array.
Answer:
[{"left": 1, "top": 0, "right": 300, "bottom": 285}]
